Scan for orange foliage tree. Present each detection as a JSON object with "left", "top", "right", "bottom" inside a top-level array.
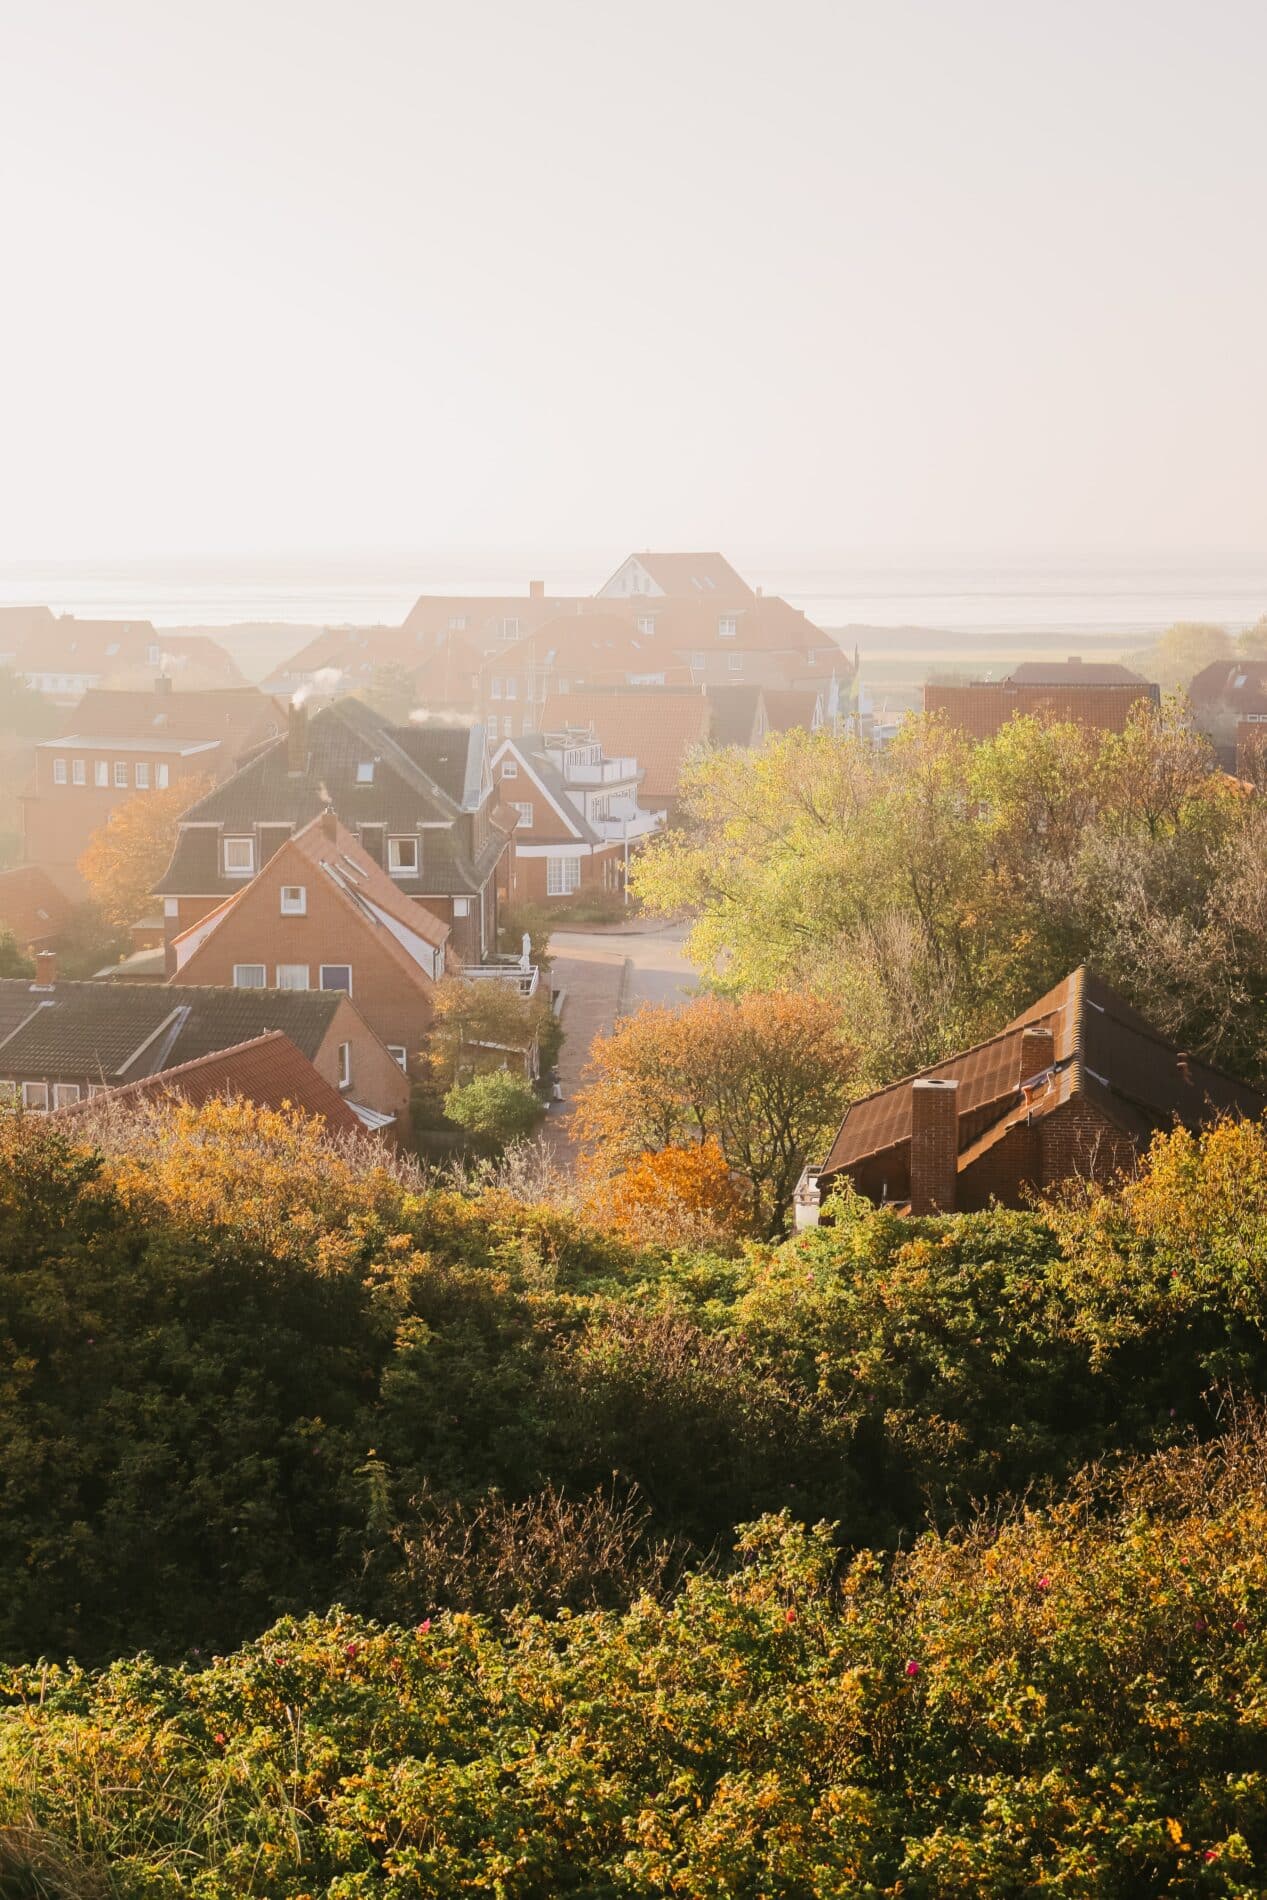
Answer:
[
  {"left": 571, "top": 991, "right": 853, "bottom": 1237},
  {"left": 78, "top": 774, "right": 214, "bottom": 929},
  {"left": 600, "top": 1138, "right": 747, "bottom": 1252}
]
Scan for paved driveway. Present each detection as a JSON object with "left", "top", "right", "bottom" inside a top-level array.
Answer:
[{"left": 543, "top": 920, "right": 695, "bottom": 1169}]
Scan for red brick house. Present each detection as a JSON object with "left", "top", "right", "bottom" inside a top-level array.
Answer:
[
  {"left": 154, "top": 699, "right": 515, "bottom": 967},
  {"left": 924, "top": 659, "right": 1158, "bottom": 741},
  {"left": 14, "top": 618, "right": 242, "bottom": 704},
  {"left": 22, "top": 679, "right": 285, "bottom": 896},
  {"left": 801, "top": 968, "right": 1264, "bottom": 1222},
  {"left": 0, "top": 960, "right": 409, "bottom": 1131},
  {"left": 170, "top": 811, "right": 453, "bottom": 1076},
  {"left": 492, "top": 729, "right": 664, "bottom": 906}
]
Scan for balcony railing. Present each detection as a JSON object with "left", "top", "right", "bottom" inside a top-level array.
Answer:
[
  {"left": 592, "top": 808, "right": 665, "bottom": 844},
  {"left": 558, "top": 756, "right": 639, "bottom": 785},
  {"left": 461, "top": 957, "right": 541, "bottom": 998}
]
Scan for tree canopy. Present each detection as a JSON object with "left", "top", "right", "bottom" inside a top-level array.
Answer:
[
  {"left": 78, "top": 773, "right": 214, "bottom": 929},
  {"left": 632, "top": 704, "right": 1267, "bottom": 1084}
]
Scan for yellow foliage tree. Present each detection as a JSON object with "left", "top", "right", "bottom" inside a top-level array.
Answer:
[{"left": 78, "top": 774, "right": 214, "bottom": 929}]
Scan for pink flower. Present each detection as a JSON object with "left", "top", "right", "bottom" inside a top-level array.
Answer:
[
  {"left": 1035, "top": 1576, "right": 1050, "bottom": 1592},
  {"left": 417, "top": 1619, "right": 432, "bottom": 1637},
  {"left": 784, "top": 1607, "right": 797, "bottom": 1624},
  {"left": 1205, "top": 1849, "right": 1219, "bottom": 1862},
  {"left": 904, "top": 1659, "right": 921, "bottom": 1678},
  {"left": 345, "top": 1642, "right": 359, "bottom": 1659},
  {"left": 213, "top": 1732, "right": 226, "bottom": 1746}
]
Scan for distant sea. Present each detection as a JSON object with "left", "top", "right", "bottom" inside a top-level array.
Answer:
[{"left": 1, "top": 555, "right": 1265, "bottom": 645}]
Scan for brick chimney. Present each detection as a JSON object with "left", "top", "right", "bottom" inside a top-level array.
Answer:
[
  {"left": 34, "top": 949, "right": 57, "bottom": 988},
  {"left": 287, "top": 700, "right": 309, "bottom": 775},
  {"left": 529, "top": 579, "right": 545, "bottom": 601},
  {"left": 1018, "top": 1024, "right": 1055, "bottom": 1084},
  {"left": 321, "top": 807, "right": 338, "bottom": 841},
  {"left": 909, "top": 1078, "right": 959, "bottom": 1215},
  {"left": 155, "top": 673, "right": 173, "bottom": 695}
]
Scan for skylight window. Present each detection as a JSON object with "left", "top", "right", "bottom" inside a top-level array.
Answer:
[{"left": 355, "top": 761, "right": 375, "bottom": 783}]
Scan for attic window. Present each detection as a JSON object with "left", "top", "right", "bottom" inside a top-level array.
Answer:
[
  {"left": 355, "top": 762, "right": 375, "bottom": 784},
  {"left": 224, "top": 836, "right": 256, "bottom": 877},
  {"left": 280, "top": 885, "right": 306, "bottom": 915},
  {"left": 388, "top": 836, "right": 419, "bottom": 876},
  {"left": 501, "top": 760, "right": 518, "bottom": 778}
]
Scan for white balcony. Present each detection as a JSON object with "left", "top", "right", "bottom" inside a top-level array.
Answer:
[
  {"left": 461, "top": 958, "right": 541, "bottom": 998},
  {"left": 592, "top": 808, "right": 664, "bottom": 844},
  {"left": 559, "top": 756, "right": 639, "bottom": 785}
]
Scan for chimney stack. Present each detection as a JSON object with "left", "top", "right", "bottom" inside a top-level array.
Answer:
[
  {"left": 909, "top": 1078, "right": 959, "bottom": 1215},
  {"left": 1018, "top": 1024, "right": 1055, "bottom": 1086},
  {"left": 529, "top": 579, "right": 545, "bottom": 601},
  {"left": 321, "top": 807, "right": 338, "bottom": 841},
  {"left": 288, "top": 700, "right": 309, "bottom": 775},
  {"left": 34, "top": 949, "right": 57, "bottom": 988},
  {"left": 155, "top": 673, "right": 173, "bottom": 695}
]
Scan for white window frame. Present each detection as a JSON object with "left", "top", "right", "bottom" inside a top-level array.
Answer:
[
  {"left": 636, "top": 615, "right": 656, "bottom": 635},
  {"left": 503, "top": 716, "right": 513, "bottom": 737},
  {"left": 501, "top": 759, "right": 518, "bottom": 778},
  {"left": 355, "top": 761, "right": 375, "bottom": 783},
  {"left": 53, "top": 1083, "right": 81, "bottom": 1108},
  {"left": 21, "top": 1082, "right": 49, "bottom": 1112},
  {"left": 114, "top": 761, "right": 129, "bottom": 788},
  {"left": 223, "top": 836, "right": 256, "bottom": 877},
  {"left": 156, "top": 763, "right": 169, "bottom": 788},
  {"left": 233, "top": 963, "right": 266, "bottom": 988},
  {"left": 280, "top": 884, "right": 307, "bottom": 915},
  {"left": 718, "top": 616, "right": 738, "bottom": 639},
  {"left": 72, "top": 758, "right": 86, "bottom": 785},
  {"left": 337, "top": 1041, "right": 352, "bottom": 1089},
  {"left": 387, "top": 836, "right": 419, "bottom": 877},
  {"left": 387, "top": 1045, "right": 408, "bottom": 1071},
  {"left": 547, "top": 856, "right": 582, "bottom": 897},
  {"left": 319, "top": 964, "right": 352, "bottom": 995},
  {"left": 135, "top": 761, "right": 150, "bottom": 789},
  {"left": 52, "top": 758, "right": 67, "bottom": 785},
  {"left": 511, "top": 801, "right": 533, "bottom": 828},
  {"left": 505, "top": 676, "right": 518, "bottom": 700},
  {"left": 275, "top": 963, "right": 310, "bottom": 990},
  {"left": 490, "top": 677, "right": 503, "bottom": 700},
  {"left": 728, "top": 654, "right": 743, "bottom": 674},
  {"left": 453, "top": 896, "right": 471, "bottom": 917},
  {"left": 94, "top": 760, "right": 108, "bottom": 787}
]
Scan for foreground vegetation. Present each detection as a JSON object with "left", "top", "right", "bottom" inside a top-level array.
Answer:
[{"left": 4, "top": 1101, "right": 1267, "bottom": 1892}]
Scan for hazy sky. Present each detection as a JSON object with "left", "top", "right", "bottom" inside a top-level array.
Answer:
[{"left": 2, "top": 0, "right": 1265, "bottom": 563}]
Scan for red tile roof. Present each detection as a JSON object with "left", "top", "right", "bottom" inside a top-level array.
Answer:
[
  {"left": 540, "top": 687, "right": 711, "bottom": 801},
  {"left": 57, "top": 1030, "right": 367, "bottom": 1134}
]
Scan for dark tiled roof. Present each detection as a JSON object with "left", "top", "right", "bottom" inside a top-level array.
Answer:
[
  {"left": 1006, "top": 659, "right": 1152, "bottom": 685},
  {"left": 154, "top": 702, "right": 503, "bottom": 899},
  {"left": 0, "top": 979, "right": 343, "bottom": 1083},
  {"left": 512, "top": 736, "right": 600, "bottom": 844},
  {"left": 706, "top": 686, "right": 765, "bottom": 747},
  {"left": 1188, "top": 661, "right": 1267, "bottom": 714},
  {"left": 822, "top": 967, "right": 1264, "bottom": 1179}
]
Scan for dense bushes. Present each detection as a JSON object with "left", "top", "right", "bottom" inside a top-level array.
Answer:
[
  {"left": 3, "top": 1428, "right": 1265, "bottom": 1896},
  {"left": 6, "top": 1104, "right": 1267, "bottom": 1666}
]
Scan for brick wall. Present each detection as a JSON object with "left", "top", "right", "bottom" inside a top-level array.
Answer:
[
  {"left": 313, "top": 998, "right": 413, "bottom": 1123},
  {"left": 175, "top": 852, "right": 442, "bottom": 1075}
]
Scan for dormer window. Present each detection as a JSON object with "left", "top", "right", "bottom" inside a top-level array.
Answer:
[
  {"left": 355, "top": 761, "right": 375, "bottom": 784},
  {"left": 718, "top": 617, "right": 738, "bottom": 639},
  {"left": 224, "top": 836, "right": 256, "bottom": 877},
  {"left": 280, "top": 884, "right": 306, "bottom": 915},
  {"left": 388, "top": 836, "right": 419, "bottom": 876}
]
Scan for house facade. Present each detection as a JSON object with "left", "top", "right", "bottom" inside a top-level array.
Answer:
[
  {"left": 22, "top": 680, "right": 285, "bottom": 897},
  {"left": 0, "top": 957, "right": 410, "bottom": 1129},
  {"left": 492, "top": 730, "right": 664, "bottom": 906},
  {"left": 802, "top": 967, "right": 1263, "bottom": 1223},
  {"left": 924, "top": 660, "right": 1158, "bottom": 741},
  {"left": 170, "top": 812, "right": 453, "bottom": 1076},
  {"left": 154, "top": 699, "right": 514, "bottom": 967}
]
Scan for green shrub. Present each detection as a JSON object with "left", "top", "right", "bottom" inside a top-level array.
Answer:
[{"left": 443, "top": 1070, "right": 543, "bottom": 1145}]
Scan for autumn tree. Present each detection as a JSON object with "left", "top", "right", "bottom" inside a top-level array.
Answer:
[
  {"left": 428, "top": 975, "right": 560, "bottom": 1087},
  {"left": 598, "top": 1139, "right": 748, "bottom": 1253},
  {"left": 78, "top": 774, "right": 214, "bottom": 929},
  {"left": 571, "top": 991, "right": 853, "bottom": 1236},
  {"left": 633, "top": 702, "right": 1260, "bottom": 1084}
]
